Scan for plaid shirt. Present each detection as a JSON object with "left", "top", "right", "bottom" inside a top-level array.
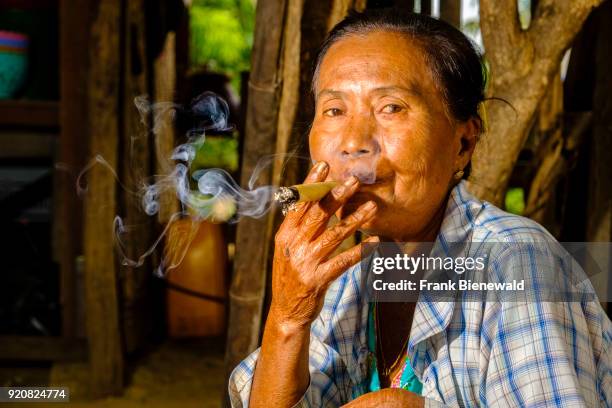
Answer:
[{"left": 229, "top": 181, "right": 612, "bottom": 407}]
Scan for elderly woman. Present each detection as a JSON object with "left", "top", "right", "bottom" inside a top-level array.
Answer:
[{"left": 229, "top": 10, "right": 611, "bottom": 408}]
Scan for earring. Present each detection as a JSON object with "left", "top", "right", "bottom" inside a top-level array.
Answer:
[{"left": 454, "top": 170, "right": 464, "bottom": 180}]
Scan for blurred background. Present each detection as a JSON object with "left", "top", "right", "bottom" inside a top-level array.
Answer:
[{"left": 0, "top": 0, "right": 609, "bottom": 406}]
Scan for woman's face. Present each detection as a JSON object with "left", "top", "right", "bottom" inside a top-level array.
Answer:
[{"left": 309, "top": 30, "right": 477, "bottom": 241}]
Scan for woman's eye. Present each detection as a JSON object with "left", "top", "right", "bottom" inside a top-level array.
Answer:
[
  {"left": 381, "top": 104, "right": 403, "bottom": 114},
  {"left": 323, "top": 108, "right": 343, "bottom": 117}
]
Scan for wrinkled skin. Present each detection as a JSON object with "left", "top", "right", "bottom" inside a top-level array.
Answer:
[{"left": 249, "top": 30, "right": 479, "bottom": 408}]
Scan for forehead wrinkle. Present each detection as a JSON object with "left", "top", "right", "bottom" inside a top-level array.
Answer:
[
  {"left": 316, "top": 79, "right": 368, "bottom": 102},
  {"left": 370, "top": 84, "right": 425, "bottom": 99},
  {"left": 317, "top": 89, "right": 344, "bottom": 100},
  {"left": 314, "top": 33, "right": 441, "bottom": 110},
  {"left": 317, "top": 57, "right": 429, "bottom": 97}
]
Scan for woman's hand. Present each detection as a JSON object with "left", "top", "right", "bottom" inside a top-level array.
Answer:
[
  {"left": 270, "top": 160, "right": 379, "bottom": 327},
  {"left": 249, "top": 161, "right": 378, "bottom": 408},
  {"left": 342, "top": 389, "right": 425, "bottom": 408}
]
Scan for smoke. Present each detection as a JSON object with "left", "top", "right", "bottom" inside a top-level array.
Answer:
[
  {"left": 340, "top": 158, "right": 380, "bottom": 185},
  {"left": 139, "top": 92, "right": 275, "bottom": 223},
  {"left": 76, "top": 92, "right": 281, "bottom": 275}
]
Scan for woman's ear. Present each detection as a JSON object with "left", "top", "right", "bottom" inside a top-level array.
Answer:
[{"left": 454, "top": 117, "right": 479, "bottom": 169}]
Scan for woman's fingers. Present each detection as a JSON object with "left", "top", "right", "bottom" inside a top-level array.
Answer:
[
  {"left": 312, "top": 201, "right": 377, "bottom": 259},
  {"left": 319, "top": 235, "right": 380, "bottom": 285},
  {"left": 279, "top": 161, "right": 329, "bottom": 231},
  {"left": 299, "top": 176, "right": 361, "bottom": 241},
  {"left": 303, "top": 161, "right": 329, "bottom": 184},
  {"left": 318, "top": 176, "right": 360, "bottom": 215}
]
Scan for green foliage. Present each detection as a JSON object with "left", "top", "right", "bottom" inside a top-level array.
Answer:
[
  {"left": 505, "top": 187, "right": 526, "bottom": 215},
  {"left": 189, "top": 0, "right": 254, "bottom": 91},
  {"left": 190, "top": 136, "right": 239, "bottom": 172}
]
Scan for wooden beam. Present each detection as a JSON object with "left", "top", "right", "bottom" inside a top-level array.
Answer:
[
  {"left": 83, "top": 0, "right": 124, "bottom": 397},
  {"left": 0, "top": 100, "right": 59, "bottom": 128}
]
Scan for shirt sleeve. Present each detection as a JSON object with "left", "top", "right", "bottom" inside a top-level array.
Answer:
[
  {"left": 227, "top": 335, "right": 350, "bottom": 408},
  {"left": 483, "top": 244, "right": 612, "bottom": 407}
]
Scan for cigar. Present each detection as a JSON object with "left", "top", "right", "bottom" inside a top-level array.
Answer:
[{"left": 274, "top": 181, "right": 339, "bottom": 214}]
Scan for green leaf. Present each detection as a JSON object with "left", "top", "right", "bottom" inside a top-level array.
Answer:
[
  {"left": 190, "top": 136, "right": 239, "bottom": 172},
  {"left": 189, "top": 1, "right": 255, "bottom": 92}
]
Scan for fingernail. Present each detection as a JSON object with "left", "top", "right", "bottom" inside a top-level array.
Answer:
[
  {"left": 332, "top": 185, "right": 346, "bottom": 196},
  {"left": 364, "top": 201, "right": 376, "bottom": 211},
  {"left": 315, "top": 161, "right": 327, "bottom": 172},
  {"left": 344, "top": 176, "right": 358, "bottom": 187}
]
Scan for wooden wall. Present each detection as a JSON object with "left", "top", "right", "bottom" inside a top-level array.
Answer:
[{"left": 60, "top": 0, "right": 180, "bottom": 397}]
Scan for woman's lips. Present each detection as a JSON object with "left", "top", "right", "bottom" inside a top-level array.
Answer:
[{"left": 357, "top": 174, "right": 393, "bottom": 188}]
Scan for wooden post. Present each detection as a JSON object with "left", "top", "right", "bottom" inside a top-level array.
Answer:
[
  {"left": 587, "top": 1, "right": 611, "bottom": 312},
  {"left": 224, "top": 0, "right": 289, "bottom": 389},
  {"left": 440, "top": 0, "right": 461, "bottom": 28},
  {"left": 58, "top": 0, "right": 90, "bottom": 339},
  {"left": 84, "top": 0, "right": 124, "bottom": 396},
  {"left": 120, "top": 0, "right": 154, "bottom": 355},
  {"left": 421, "top": 0, "right": 432, "bottom": 15},
  {"left": 153, "top": 32, "right": 179, "bottom": 223}
]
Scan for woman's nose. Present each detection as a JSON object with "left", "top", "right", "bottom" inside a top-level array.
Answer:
[{"left": 338, "top": 116, "right": 380, "bottom": 158}]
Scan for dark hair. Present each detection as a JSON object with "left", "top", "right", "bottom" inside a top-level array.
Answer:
[{"left": 312, "top": 9, "right": 487, "bottom": 146}]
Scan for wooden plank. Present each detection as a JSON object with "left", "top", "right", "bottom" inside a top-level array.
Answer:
[
  {"left": 120, "top": 0, "right": 154, "bottom": 355},
  {"left": 273, "top": 0, "right": 304, "bottom": 184},
  {"left": 58, "top": 0, "right": 90, "bottom": 339},
  {"left": 0, "top": 131, "right": 56, "bottom": 158},
  {"left": 83, "top": 0, "right": 124, "bottom": 397},
  {"left": 0, "top": 336, "right": 86, "bottom": 362},
  {"left": 0, "top": 100, "right": 59, "bottom": 128},
  {"left": 153, "top": 32, "right": 179, "bottom": 224}
]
